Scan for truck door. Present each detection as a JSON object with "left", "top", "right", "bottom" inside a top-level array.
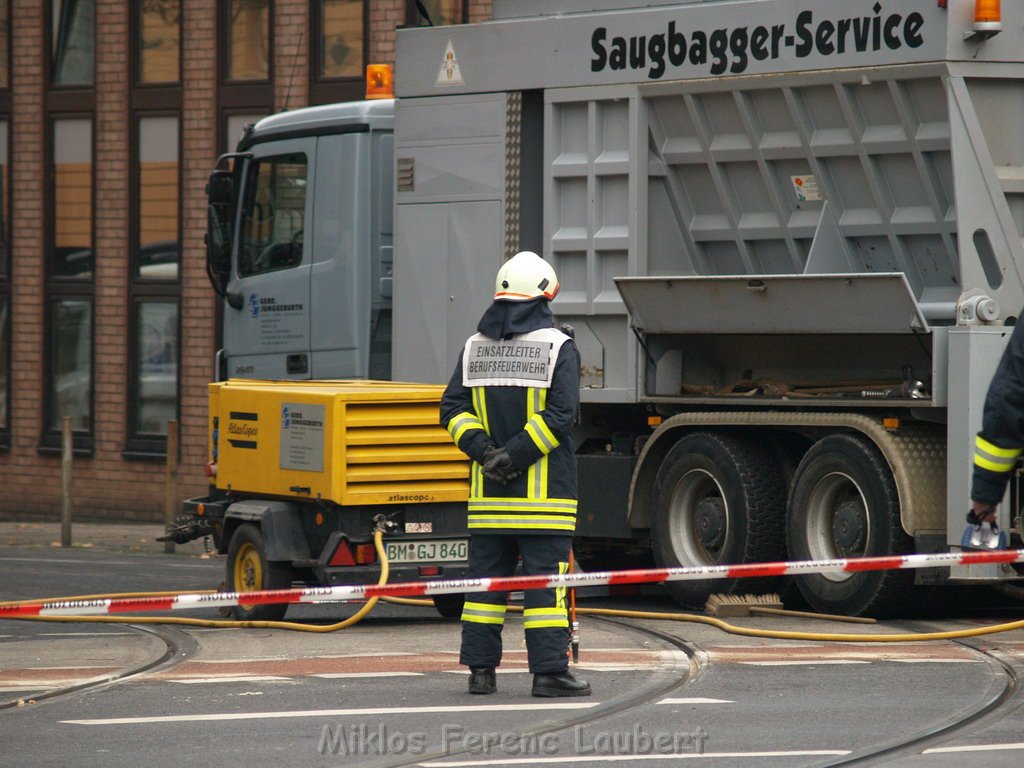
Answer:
[{"left": 223, "top": 139, "right": 315, "bottom": 379}]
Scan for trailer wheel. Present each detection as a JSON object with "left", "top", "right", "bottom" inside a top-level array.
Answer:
[
  {"left": 786, "top": 433, "right": 914, "bottom": 618},
  {"left": 226, "top": 523, "right": 293, "bottom": 621},
  {"left": 432, "top": 595, "right": 465, "bottom": 619},
  {"left": 652, "top": 432, "right": 787, "bottom": 608}
]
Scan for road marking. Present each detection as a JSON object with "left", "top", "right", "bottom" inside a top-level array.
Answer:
[
  {"left": 923, "top": 743, "right": 1024, "bottom": 754},
  {"left": 62, "top": 702, "right": 598, "bottom": 725},
  {"left": 422, "top": 750, "right": 851, "bottom": 765},
  {"left": 890, "top": 658, "right": 983, "bottom": 663},
  {"left": 312, "top": 672, "right": 424, "bottom": 679},
  {"left": 739, "top": 660, "right": 870, "bottom": 666},
  {"left": 0, "top": 686, "right": 49, "bottom": 693},
  {"left": 657, "top": 698, "right": 734, "bottom": 704},
  {"left": 168, "top": 676, "right": 292, "bottom": 685}
]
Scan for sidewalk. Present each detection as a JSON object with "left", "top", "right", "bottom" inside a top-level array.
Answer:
[{"left": 0, "top": 521, "right": 211, "bottom": 557}]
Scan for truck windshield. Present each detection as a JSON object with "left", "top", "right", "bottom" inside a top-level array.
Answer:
[{"left": 238, "top": 153, "right": 308, "bottom": 277}]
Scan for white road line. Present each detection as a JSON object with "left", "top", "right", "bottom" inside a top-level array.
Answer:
[
  {"left": 62, "top": 702, "right": 598, "bottom": 726},
  {"left": 0, "top": 686, "right": 49, "bottom": 693},
  {"left": 312, "top": 672, "right": 424, "bottom": 679},
  {"left": 890, "top": 659, "right": 983, "bottom": 663},
  {"left": 657, "top": 698, "right": 734, "bottom": 704},
  {"left": 421, "top": 750, "right": 851, "bottom": 766},
  {"left": 738, "top": 660, "right": 870, "bottom": 666},
  {"left": 923, "top": 743, "right": 1024, "bottom": 754},
  {"left": 168, "top": 676, "right": 292, "bottom": 685}
]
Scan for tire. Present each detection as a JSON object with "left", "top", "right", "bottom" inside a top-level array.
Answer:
[
  {"left": 226, "top": 523, "right": 294, "bottom": 621},
  {"left": 432, "top": 595, "right": 465, "bottom": 619},
  {"left": 786, "top": 433, "right": 915, "bottom": 618},
  {"left": 651, "top": 431, "right": 787, "bottom": 609}
]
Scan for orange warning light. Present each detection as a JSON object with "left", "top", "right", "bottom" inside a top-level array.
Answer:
[
  {"left": 366, "top": 64, "right": 393, "bottom": 99},
  {"left": 975, "top": 0, "right": 1001, "bottom": 24}
]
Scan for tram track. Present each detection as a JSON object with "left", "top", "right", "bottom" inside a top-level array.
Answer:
[
  {"left": 816, "top": 620, "right": 1024, "bottom": 766},
  {"left": 362, "top": 614, "right": 704, "bottom": 768},
  {"left": 0, "top": 624, "right": 197, "bottom": 713}
]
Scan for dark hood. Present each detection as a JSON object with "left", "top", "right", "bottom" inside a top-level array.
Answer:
[{"left": 476, "top": 299, "right": 554, "bottom": 340}]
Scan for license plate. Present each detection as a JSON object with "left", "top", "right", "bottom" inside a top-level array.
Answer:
[{"left": 385, "top": 539, "right": 469, "bottom": 563}]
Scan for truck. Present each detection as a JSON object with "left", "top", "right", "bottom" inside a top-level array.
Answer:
[{"left": 182, "top": 0, "right": 1024, "bottom": 619}]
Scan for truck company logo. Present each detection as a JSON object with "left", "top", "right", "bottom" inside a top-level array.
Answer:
[
  {"left": 249, "top": 293, "right": 305, "bottom": 318},
  {"left": 591, "top": 3, "right": 925, "bottom": 79}
]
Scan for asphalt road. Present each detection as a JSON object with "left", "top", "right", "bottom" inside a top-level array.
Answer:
[{"left": 2, "top": 546, "right": 1024, "bottom": 767}]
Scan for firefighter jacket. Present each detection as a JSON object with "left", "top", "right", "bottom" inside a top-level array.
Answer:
[
  {"left": 441, "top": 299, "right": 580, "bottom": 534},
  {"left": 972, "top": 316, "right": 1024, "bottom": 505}
]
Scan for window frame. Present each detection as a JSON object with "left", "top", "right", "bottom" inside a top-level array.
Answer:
[
  {"left": 40, "top": 113, "right": 95, "bottom": 454},
  {"left": 131, "top": 0, "right": 183, "bottom": 89},
  {"left": 126, "top": 296, "right": 180, "bottom": 456},
  {"left": 49, "top": 0, "right": 97, "bottom": 91},
  {"left": 405, "top": 0, "right": 467, "bottom": 27},
  {"left": 0, "top": 114, "right": 9, "bottom": 450},
  {"left": 309, "top": 0, "right": 369, "bottom": 105}
]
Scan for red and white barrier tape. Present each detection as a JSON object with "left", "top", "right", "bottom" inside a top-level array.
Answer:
[{"left": 2, "top": 548, "right": 1023, "bottom": 619}]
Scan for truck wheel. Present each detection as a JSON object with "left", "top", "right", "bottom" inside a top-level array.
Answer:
[
  {"left": 432, "top": 595, "right": 465, "bottom": 619},
  {"left": 226, "top": 523, "right": 293, "bottom": 621},
  {"left": 786, "top": 433, "right": 914, "bottom": 618},
  {"left": 652, "top": 432, "right": 787, "bottom": 608}
]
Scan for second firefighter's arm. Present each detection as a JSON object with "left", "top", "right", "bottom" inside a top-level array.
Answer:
[{"left": 971, "top": 319, "right": 1024, "bottom": 519}]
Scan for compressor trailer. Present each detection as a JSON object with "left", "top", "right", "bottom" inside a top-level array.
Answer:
[
  {"left": 181, "top": 0, "right": 1024, "bottom": 619},
  {"left": 173, "top": 379, "right": 471, "bottom": 621}
]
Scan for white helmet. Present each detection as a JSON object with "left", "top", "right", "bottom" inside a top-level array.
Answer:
[{"left": 494, "top": 251, "right": 560, "bottom": 302}]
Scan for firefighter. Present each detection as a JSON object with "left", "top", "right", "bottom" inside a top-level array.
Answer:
[
  {"left": 440, "top": 250, "right": 590, "bottom": 698},
  {"left": 970, "top": 317, "right": 1024, "bottom": 526}
]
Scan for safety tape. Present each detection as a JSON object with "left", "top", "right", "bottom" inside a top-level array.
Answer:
[{"left": 2, "top": 548, "right": 1022, "bottom": 619}]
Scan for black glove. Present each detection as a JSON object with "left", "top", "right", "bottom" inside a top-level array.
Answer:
[{"left": 482, "top": 446, "right": 519, "bottom": 485}]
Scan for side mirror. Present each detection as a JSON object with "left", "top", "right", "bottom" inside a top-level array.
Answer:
[{"left": 205, "top": 168, "right": 235, "bottom": 298}]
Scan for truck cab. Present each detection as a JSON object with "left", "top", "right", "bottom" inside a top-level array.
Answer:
[{"left": 209, "top": 99, "right": 395, "bottom": 382}]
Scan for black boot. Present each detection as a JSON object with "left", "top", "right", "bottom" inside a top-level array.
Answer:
[
  {"left": 468, "top": 667, "right": 497, "bottom": 694},
  {"left": 532, "top": 671, "right": 591, "bottom": 697}
]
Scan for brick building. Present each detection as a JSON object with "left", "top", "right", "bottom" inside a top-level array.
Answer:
[{"left": 0, "top": 0, "right": 492, "bottom": 521}]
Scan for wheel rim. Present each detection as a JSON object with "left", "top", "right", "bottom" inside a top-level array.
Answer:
[
  {"left": 234, "top": 542, "right": 262, "bottom": 608},
  {"left": 804, "top": 471, "right": 870, "bottom": 582},
  {"left": 667, "top": 468, "right": 729, "bottom": 566}
]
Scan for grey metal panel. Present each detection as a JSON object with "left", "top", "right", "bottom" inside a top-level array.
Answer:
[
  {"left": 946, "top": 327, "right": 1013, "bottom": 547},
  {"left": 392, "top": 201, "right": 502, "bottom": 385},
  {"left": 309, "top": 132, "right": 371, "bottom": 378},
  {"left": 615, "top": 273, "right": 927, "bottom": 335},
  {"left": 641, "top": 65, "right": 959, "bottom": 307},
  {"left": 393, "top": 204, "right": 451, "bottom": 384},
  {"left": 397, "top": 2, "right": 950, "bottom": 97}
]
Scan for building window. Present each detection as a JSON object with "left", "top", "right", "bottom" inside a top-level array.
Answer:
[
  {"left": 44, "top": 117, "right": 94, "bottom": 450},
  {"left": 0, "top": 117, "right": 8, "bottom": 446},
  {"left": 48, "top": 298, "right": 92, "bottom": 433},
  {"left": 52, "top": 0, "right": 95, "bottom": 87},
  {"left": 0, "top": 0, "right": 9, "bottom": 90},
  {"left": 132, "top": 300, "right": 177, "bottom": 437},
  {"left": 228, "top": 0, "right": 270, "bottom": 82},
  {"left": 52, "top": 118, "right": 93, "bottom": 279},
  {"left": 139, "top": 0, "right": 180, "bottom": 84},
  {"left": 128, "top": 115, "right": 180, "bottom": 453},
  {"left": 310, "top": 0, "right": 365, "bottom": 103},
  {"left": 136, "top": 116, "right": 179, "bottom": 281},
  {"left": 409, "top": 0, "right": 464, "bottom": 27}
]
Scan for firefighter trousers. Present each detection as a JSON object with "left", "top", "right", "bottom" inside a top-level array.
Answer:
[{"left": 459, "top": 533, "right": 572, "bottom": 674}]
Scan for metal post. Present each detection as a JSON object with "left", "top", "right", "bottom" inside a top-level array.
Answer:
[
  {"left": 164, "top": 419, "right": 179, "bottom": 554},
  {"left": 61, "top": 416, "right": 73, "bottom": 548}
]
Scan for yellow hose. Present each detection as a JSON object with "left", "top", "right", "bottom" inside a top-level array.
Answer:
[{"left": 4, "top": 538, "right": 1024, "bottom": 641}]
